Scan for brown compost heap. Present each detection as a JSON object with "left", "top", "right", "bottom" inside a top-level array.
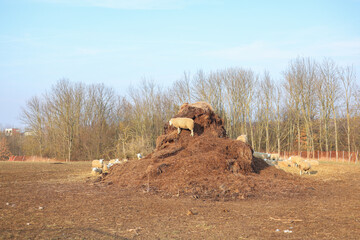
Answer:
[{"left": 103, "top": 102, "right": 306, "bottom": 200}]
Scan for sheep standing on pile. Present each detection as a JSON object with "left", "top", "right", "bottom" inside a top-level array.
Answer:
[
  {"left": 169, "top": 118, "right": 194, "bottom": 137},
  {"left": 236, "top": 135, "right": 248, "bottom": 143}
]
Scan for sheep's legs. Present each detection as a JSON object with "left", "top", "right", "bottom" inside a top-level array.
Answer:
[{"left": 177, "top": 127, "right": 194, "bottom": 136}]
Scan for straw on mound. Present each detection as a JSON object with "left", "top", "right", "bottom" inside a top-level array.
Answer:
[{"left": 103, "top": 102, "right": 306, "bottom": 200}]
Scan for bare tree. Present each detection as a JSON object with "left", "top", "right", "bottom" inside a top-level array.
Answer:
[
  {"left": 284, "top": 57, "right": 317, "bottom": 158},
  {"left": 283, "top": 61, "right": 302, "bottom": 154},
  {"left": 172, "top": 71, "right": 193, "bottom": 106},
  {"left": 45, "top": 79, "right": 84, "bottom": 161},
  {"left": 339, "top": 65, "right": 355, "bottom": 160},
  {"left": 21, "top": 96, "right": 45, "bottom": 157},
  {"left": 319, "top": 59, "right": 341, "bottom": 160},
  {"left": 274, "top": 84, "right": 282, "bottom": 155},
  {"left": 261, "top": 71, "right": 274, "bottom": 153}
]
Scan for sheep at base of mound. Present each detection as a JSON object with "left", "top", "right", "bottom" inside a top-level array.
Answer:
[
  {"left": 289, "top": 156, "right": 303, "bottom": 167},
  {"left": 92, "top": 159, "right": 104, "bottom": 168},
  {"left": 298, "top": 161, "right": 311, "bottom": 175},
  {"left": 107, "top": 158, "right": 128, "bottom": 169},
  {"left": 270, "top": 153, "right": 280, "bottom": 161},
  {"left": 91, "top": 167, "right": 102, "bottom": 176},
  {"left": 169, "top": 118, "right": 194, "bottom": 137},
  {"left": 236, "top": 135, "right": 248, "bottom": 143},
  {"left": 109, "top": 159, "right": 120, "bottom": 164}
]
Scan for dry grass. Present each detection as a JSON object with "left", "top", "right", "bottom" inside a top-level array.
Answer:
[{"left": 0, "top": 161, "right": 93, "bottom": 184}]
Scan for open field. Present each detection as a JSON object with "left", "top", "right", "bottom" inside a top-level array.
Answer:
[{"left": 0, "top": 161, "right": 360, "bottom": 239}]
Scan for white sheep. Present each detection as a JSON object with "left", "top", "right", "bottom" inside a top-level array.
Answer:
[
  {"left": 103, "top": 162, "right": 109, "bottom": 173},
  {"left": 270, "top": 153, "right": 280, "bottom": 161},
  {"left": 236, "top": 135, "right": 248, "bottom": 143},
  {"left": 289, "top": 156, "right": 303, "bottom": 167},
  {"left": 298, "top": 161, "right": 311, "bottom": 175},
  {"left": 109, "top": 159, "right": 120, "bottom": 164},
  {"left": 253, "top": 152, "right": 271, "bottom": 160},
  {"left": 108, "top": 158, "right": 128, "bottom": 169},
  {"left": 91, "top": 167, "right": 102, "bottom": 175},
  {"left": 169, "top": 118, "right": 194, "bottom": 136},
  {"left": 92, "top": 159, "right": 104, "bottom": 168}
]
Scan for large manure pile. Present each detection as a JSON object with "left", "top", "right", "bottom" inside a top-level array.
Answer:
[{"left": 103, "top": 102, "right": 305, "bottom": 200}]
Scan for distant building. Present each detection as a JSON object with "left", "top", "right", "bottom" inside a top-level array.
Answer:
[{"left": 4, "top": 128, "right": 20, "bottom": 136}]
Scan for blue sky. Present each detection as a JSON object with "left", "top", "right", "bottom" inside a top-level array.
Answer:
[{"left": 1, "top": 0, "right": 359, "bottom": 128}]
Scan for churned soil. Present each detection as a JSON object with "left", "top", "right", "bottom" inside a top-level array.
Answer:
[
  {"left": 1, "top": 161, "right": 360, "bottom": 239},
  {"left": 103, "top": 102, "right": 307, "bottom": 200}
]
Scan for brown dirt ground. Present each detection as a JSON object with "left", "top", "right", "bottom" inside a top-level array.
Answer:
[{"left": 0, "top": 160, "right": 359, "bottom": 240}]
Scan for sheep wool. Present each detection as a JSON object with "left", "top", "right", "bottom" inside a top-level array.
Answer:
[
  {"left": 236, "top": 135, "right": 248, "bottom": 143},
  {"left": 91, "top": 167, "right": 102, "bottom": 176},
  {"left": 298, "top": 161, "right": 311, "bottom": 175},
  {"left": 169, "top": 118, "right": 194, "bottom": 136},
  {"left": 270, "top": 153, "right": 280, "bottom": 161},
  {"left": 103, "top": 162, "right": 109, "bottom": 173},
  {"left": 289, "top": 156, "right": 303, "bottom": 167},
  {"left": 92, "top": 160, "right": 103, "bottom": 169}
]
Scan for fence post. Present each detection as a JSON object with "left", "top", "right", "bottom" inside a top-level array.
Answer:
[
  {"left": 356, "top": 151, "right": 358, "bottom": 164},
  {"left": 330, "top": 152, "right": 331, "bottom": 161}
]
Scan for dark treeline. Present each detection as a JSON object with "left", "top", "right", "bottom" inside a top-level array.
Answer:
[{"left": 2, "top": 57, "right": 359, "bottom": 161}]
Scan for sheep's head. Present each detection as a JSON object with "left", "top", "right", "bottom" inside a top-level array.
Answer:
[{"left": 169, "top": 119, "right": 173, "bottom": 126}]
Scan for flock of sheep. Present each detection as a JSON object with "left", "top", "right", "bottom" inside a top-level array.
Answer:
[
  {"left": 91, "top": 158, "right": 126, "bottom": 175},
  {"left": 267, "top": 154, "right": 316, "bottom": 175},
  {"left": 91, "top": 153, "right": 143, "bottom": 175},
  {"left": 237, "top": 135, "right": 318, "bottom": 176}
]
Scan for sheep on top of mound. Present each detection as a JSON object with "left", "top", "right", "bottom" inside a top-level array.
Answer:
[
  {"left": 103, "top": 102, "right": 304, "bottom": 200},
  {"left": 155, "top": 101, "right": 226, "bottom": 152}
]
